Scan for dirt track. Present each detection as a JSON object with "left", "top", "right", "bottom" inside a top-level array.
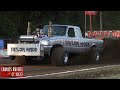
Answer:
[
  {"left": 1, "top": 40, "right": 120, "bottom": 79},
  {"left": 1, "top": 58, "right": 120, "bottom": 79}
]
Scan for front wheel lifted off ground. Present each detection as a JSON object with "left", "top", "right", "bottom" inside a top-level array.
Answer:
[{"left": 51, "top": 47, "right": 69, "bottom": 66}]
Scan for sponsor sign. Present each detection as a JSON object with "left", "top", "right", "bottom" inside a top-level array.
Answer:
[
  {"left": 87, "top": 31, "right": 120, "bottom": 39},
  {"left": 85, "top": 11, "right": 97, "bottom": 15},
  {"left": 7, "top": 44, "right": 41, "bottom": 56},
  {"left": 0, "top": 66, "right": 23, "bottom": 77}
]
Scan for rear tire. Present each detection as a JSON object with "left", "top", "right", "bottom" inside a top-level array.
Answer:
[
  {"left": 51, "top": 47, "right": 69, "bottom": 66},
  {"left": 89, "top": 47, "right": 101, "bottom": 64}
]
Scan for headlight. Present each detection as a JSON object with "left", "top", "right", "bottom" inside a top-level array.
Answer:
[{"left": 41, "top": 40, "right": 49, "bottom": 45}]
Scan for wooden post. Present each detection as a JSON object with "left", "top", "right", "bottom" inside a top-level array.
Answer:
[
  {"left": 100, "top": 11, "right": 103, "bottom": 31},
  {"left": 27, "top": 22, "right": 31, "bottom": 35},
  {"left": 90, "top": 14, "right": 92, "bottom": 33},
  {"left": 85, "top": 12, "right": 87, "bottom": 37},
  {"left": 48, "top": 21, "right": 52, "bottom": 37}
]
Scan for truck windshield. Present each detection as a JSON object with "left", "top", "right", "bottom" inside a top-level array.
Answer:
[{"left": 43, "top": 26, "right": 67, "bottom": 36}]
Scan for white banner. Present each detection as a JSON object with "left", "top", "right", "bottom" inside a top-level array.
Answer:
[{"left": 7, "top": 44, "right": 41, "bottom": 56}]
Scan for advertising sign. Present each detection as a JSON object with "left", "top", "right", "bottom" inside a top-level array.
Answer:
[
  {"left": 7, "top": 44, "right": 41, "bottom": 56},
  {"left": 0, "top": 66, "right": 24, "bottom": 77}
]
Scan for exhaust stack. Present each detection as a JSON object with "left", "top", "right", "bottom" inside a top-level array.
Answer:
[
  {"left": 27, "top": 22, "right": 31, "bottom": 35},
  {"left": 48, "top": 21, "right": 52, "bottom": 37}
]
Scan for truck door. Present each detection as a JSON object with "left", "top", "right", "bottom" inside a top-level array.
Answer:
[
  {"left": 78, "top": 38, "right": 90, "bottom": 53},
  {"left": 75, "top": 28, "right": 90, "bottom": 53},
  {"left": 66, "top": 27, "right": 79, "bottom": 52}
]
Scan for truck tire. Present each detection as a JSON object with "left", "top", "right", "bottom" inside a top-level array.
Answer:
[
  {"left": 89, "top": 47, "right": 101, "bottom": 64},
  {"left": 51, "top": 47, "right": 69, "bottom": 66}
]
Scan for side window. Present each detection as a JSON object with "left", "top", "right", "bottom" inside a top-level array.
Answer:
[
  {"left": 68, "top": 28, "right": 75, "bottom": 37},
  {"left": 76, "top": 28, "right": 83, "bottom": 38}
]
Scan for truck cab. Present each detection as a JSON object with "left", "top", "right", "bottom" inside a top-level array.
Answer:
[{"left": 39, "top": 25, "right": 103, "bottom": 53}]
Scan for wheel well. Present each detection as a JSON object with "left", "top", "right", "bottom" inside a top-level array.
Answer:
[
  {"left": 90, "top": 45, "right": 96, "bottom": 50},
  {"left": 50, "top": 44, "right": 63, "bottom": 56}
]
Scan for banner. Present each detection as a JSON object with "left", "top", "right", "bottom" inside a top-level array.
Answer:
[
  {"left": 85, "top": 11, "right": 97, "bottom": 15},
  {"left": 87, "top": 30, "right": 120, "bottom": 39},
  {"left": 7, "top": 44, "right": 42, "bottom": 56},
  {"left": 0, "top": 66, "right": 24, "bottom": 77}
]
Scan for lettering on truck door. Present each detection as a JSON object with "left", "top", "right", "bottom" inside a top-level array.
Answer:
[
  {"left": 75, "top": 27, "right": 90, "bottom": 53},
  {"left": 78, "top": 38, "right": 90, "bottom": 53},
  {"left": 66, "top": 27, "right": 79, "bottom": 52},
  {"left": 66, "top": 27, "right": 90, "bottom": 53}
]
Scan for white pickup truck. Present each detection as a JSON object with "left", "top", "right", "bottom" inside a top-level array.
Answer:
[{"left": 7, "top": 25, "right": 104, "bottom": 66}]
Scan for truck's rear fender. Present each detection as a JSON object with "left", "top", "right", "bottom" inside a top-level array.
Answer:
[
  {"left": 50, "top": 44, "right": 63, "bottom": 56},
  {"left": 90, "top": 45, "right": 102, "bottom": 53},
  {"left": 89, "top": 45, "right": 97, "bottom": 55},
  {"left": 90, "top": 45, "right": 97, "bottom": 50}
]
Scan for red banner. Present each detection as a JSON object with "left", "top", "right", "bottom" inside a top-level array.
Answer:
[
  {"left": 85, "top": 11, "right": 97, "bottom": 15},
  {"left": 0, "top": 66, "right": 24, "bottom": 78},
  {"left": 87, "top": 31, "right": 120, "bottom": 39}
]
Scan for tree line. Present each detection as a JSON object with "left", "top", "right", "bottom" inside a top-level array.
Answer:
[{"left": 0, "top": 11, "right": 120, "bottom": 38}]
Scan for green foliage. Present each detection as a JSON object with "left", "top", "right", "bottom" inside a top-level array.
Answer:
[
  {"left": 1, "top": 11, "right": 120, "bottom": 38},
  {"left": 0, "top": 13, "right": 17, "bottom": 38}
]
